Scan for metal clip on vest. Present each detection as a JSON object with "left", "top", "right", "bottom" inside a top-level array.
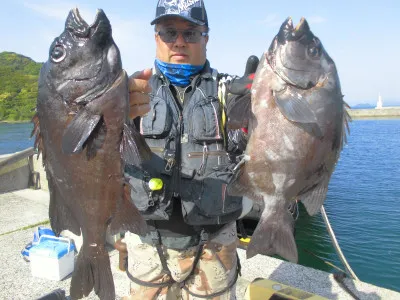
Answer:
[
  {"left": 197, "top": 142, "right": 209, "bottom": 176},
  {"left": 163, "top": 138, "right": 176, "bottom": 173}
]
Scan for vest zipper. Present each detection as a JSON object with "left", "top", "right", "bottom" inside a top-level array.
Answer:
[
  {"left": 197, "top": 142, "right": 209, "bottom": 176},
  {"left": 187, "top": 151, "right": 228, "bottom": 158},
  {"left": 164, "top": 83, "right": 183, "bottom": 195},
  {"left": 210, "top": 100, "right": 221, "bottom": 139}
]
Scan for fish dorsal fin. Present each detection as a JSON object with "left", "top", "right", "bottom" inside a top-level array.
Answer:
[
  {"left": 47, "top": 175, "right": 81, "bottom": 236},
  {"left": 109, "top": 184, "right": 149, "bottom": 236},
  {"left": 121, "top": 123, "right": 152, "bottom": 167},
  {"left": 299, "top": 172, "right": 330, "bottom": 216}
]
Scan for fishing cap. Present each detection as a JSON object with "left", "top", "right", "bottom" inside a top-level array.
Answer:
[{"left": 151, "top": 0, "right": 208, "bottom": 27}]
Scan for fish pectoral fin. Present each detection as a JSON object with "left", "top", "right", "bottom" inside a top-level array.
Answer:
[
  {"left": 227, "top": 162, "right": 249, "bottom": 196},
  {"left": 294, "top": 122, "right": 323, "bottom": 139},
  {"left": 275, "top": 93, "right": 319, "bottom": 124},
  {"left": 299, "top": 173, "right": 330, "bottom": 216},
  {"left": 121, "top": 123, "right": 152, "bottom": 167},
  {"left": 109, "top": 184, "right": 149, "bottom": 236},
  {"left": 62, "top": 108, "right": 102, "bottom": 154},
  {"left": 247, "top": 202, "right": 297, "bottom": 263}
]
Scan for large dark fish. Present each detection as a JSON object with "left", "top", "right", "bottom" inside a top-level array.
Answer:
[
  {"left": 228, "top": 17, "right": 350, "bottom": 263},
  {"left": 32, "top": 8, "right": 151, "bottom": 300}
]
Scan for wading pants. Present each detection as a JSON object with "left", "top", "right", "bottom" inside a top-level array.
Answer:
[{"left": 123, "top": 222, "right": 238, "bottom": 300}]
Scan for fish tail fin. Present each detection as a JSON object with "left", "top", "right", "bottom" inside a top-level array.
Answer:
[
  {"left": 247, "top": 200, "right": 298, "bottom": 263},
  {"left": 109, "top": 184, "right": 149, "bottom": 236},
  {"left": 70, "top": 247, "right": 115, "bottom": 300}
]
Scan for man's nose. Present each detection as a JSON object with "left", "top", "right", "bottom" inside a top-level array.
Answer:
[{"left": 174, "top": 32, "right": 187, "bottom": 46}]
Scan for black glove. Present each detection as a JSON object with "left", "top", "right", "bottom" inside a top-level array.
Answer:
[
  {"left": 227, "top": 55, "right": 259, "bottom": 95},
  {"left": 226, "top": 55, "right": 259, "bottom": 131},
  {"left": 226, "top": 55, "right": 259, "bottom": 156}
]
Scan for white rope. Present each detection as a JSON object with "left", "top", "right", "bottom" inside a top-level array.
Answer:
[{"left": 320, "top": 205, "right": 359, "bottom": 280}]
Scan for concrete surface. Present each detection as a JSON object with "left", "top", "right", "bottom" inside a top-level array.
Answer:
[
  {"left": 0, "top": 189, "right": 399, "bottom": 300},
  {"left": 0, "top": 190, "right": 49, "bottom": 235},
  {"left": 237, "top": 252, "right": 398, "bottom": 299}
]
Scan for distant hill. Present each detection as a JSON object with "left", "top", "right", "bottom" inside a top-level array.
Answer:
[{"left": 0, "top": 52, "right": 42, "bottom": 121}]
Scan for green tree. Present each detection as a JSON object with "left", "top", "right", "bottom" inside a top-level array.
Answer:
[{"left": 0, "top": 52, "right": 42, "bottom": 122}]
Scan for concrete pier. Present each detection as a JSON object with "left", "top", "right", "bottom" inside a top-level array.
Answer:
[{"left": 0, "top": 189, "right": 399, "bottom": 299}]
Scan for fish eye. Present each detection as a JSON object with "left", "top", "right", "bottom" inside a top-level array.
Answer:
[
  {"left": 50, "top": 44, "right": 66, "bottom": 63},
  {"left": 307, "top": 45, "right": 320, "bottom": 58}
]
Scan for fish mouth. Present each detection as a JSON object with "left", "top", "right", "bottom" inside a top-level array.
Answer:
[
  {"left": 66, "top": 8, "right": 110, "bottom": 38},
  {"left": 266, "top": 17, "right": 320, "bottom": 89},
  {"left": 277, "top": 17, "right": 310, "bottom": 43},
  {"left": 62, "top": 8, "right": 115, "bottom": 104}
]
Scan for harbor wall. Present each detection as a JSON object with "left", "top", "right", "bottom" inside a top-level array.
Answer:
[
  {"left": 348, "top": 107, "right": 400, "bottom": 119},
  {"left": 0, "top": 148, "right": 48, "bottom": 193},
  {"left": 0, "top": 148, "right": 34, "bottom": 193}
]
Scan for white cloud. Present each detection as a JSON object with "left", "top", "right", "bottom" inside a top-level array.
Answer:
[
  {"left": 307, "top": 16, "right": 327, "bottom": 24},
  {"left": 256, "top": 13, "right": 283, "bottom": 28},
  {"left": 24, "top": 1, "right": 80, "bottom": 20}
]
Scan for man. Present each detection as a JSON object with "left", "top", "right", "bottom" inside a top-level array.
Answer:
[{"left": 124, "top": 1, "right": 257, "bottom": 299}]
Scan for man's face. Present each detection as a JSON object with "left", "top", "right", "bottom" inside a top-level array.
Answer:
[{"left": 155, "top": 17, "right": 208, "bottom": 65}]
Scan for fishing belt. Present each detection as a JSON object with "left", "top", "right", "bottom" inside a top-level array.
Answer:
[{"left": 125, "top": 223, "right": 241, "bottom": 298}]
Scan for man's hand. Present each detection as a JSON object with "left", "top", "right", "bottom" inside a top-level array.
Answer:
[
  {"left": 128, "top": 68, "right": 152, "bottom": 119},
  {"left": 227, "top": 55, "right": 259, "bottom": 95},
  {"left": 226, "top": 55, "right": 259, "bottom": 130}
]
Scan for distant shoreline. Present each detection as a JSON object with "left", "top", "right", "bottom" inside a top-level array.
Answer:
[
  {"left": 0, "top": 121, "right": 31, "bottom": 124},
  {"left": 2, "top": 108, "right": 400, "bottom": 124},
  {"left": 348, "top": 107, "right": 400, "bottom": 119}
]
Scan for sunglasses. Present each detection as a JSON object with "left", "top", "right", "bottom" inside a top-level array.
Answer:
[{"left": 156, "top": 28, "right": 208, "bottom": 43}]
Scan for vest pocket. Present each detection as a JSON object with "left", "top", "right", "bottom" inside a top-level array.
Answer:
[
  {"left": 180, "top": 169, "right": 243, "bottom": 225},
  {"left": 140, "top": 97, "right": 172, "bottom": 138},
  {"left": 124, "top": 152, "right": 173, "bottom": 220},
  {"left": 189, "top": 97, "right": 223, "bottom": 143}
]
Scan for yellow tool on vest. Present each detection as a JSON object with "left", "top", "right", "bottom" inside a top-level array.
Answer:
[{"left": 148, "top": 178, "right": 163, "bottom": 191}]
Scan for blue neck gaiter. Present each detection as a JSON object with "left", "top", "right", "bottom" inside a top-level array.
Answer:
[{"left": 155, "top": 59, "right": 204, "bottom": 87}]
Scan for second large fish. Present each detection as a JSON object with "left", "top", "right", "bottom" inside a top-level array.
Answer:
[
  {"left": 228, "top": 17, "right": 350, "bottom": 262},
  {"left": 32, "top": 8, "right": 151, "bottom": 299}
]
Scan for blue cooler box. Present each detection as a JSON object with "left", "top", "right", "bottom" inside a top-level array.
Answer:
[{"left": 30, "top": 235, "right": 75, "bottom": 281}]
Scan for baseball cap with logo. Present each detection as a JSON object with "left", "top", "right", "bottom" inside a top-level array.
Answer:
[{"left": 150, "top": 0, "right": 208, "bottom": 27}]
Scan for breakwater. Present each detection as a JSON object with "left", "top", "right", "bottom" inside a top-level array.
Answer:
[{"left": 348, "top": 107, "right": 400, "bottom": 119}]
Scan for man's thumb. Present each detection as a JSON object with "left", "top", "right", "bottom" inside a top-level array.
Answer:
[
  {"left": 244, "top": 55, "right": 259, "bottom": 76},
  {"left": 132, "top": 68, "right": 153, "bottom": 80}
]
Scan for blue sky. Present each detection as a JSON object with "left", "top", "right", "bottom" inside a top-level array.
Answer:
[{"left": 0, "top": 0, "right": 399, "bottom": 106}]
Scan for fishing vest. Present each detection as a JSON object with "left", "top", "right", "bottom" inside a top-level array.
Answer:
[{"left": 125, "top": 65, "right": 243, "bottom": 226}]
